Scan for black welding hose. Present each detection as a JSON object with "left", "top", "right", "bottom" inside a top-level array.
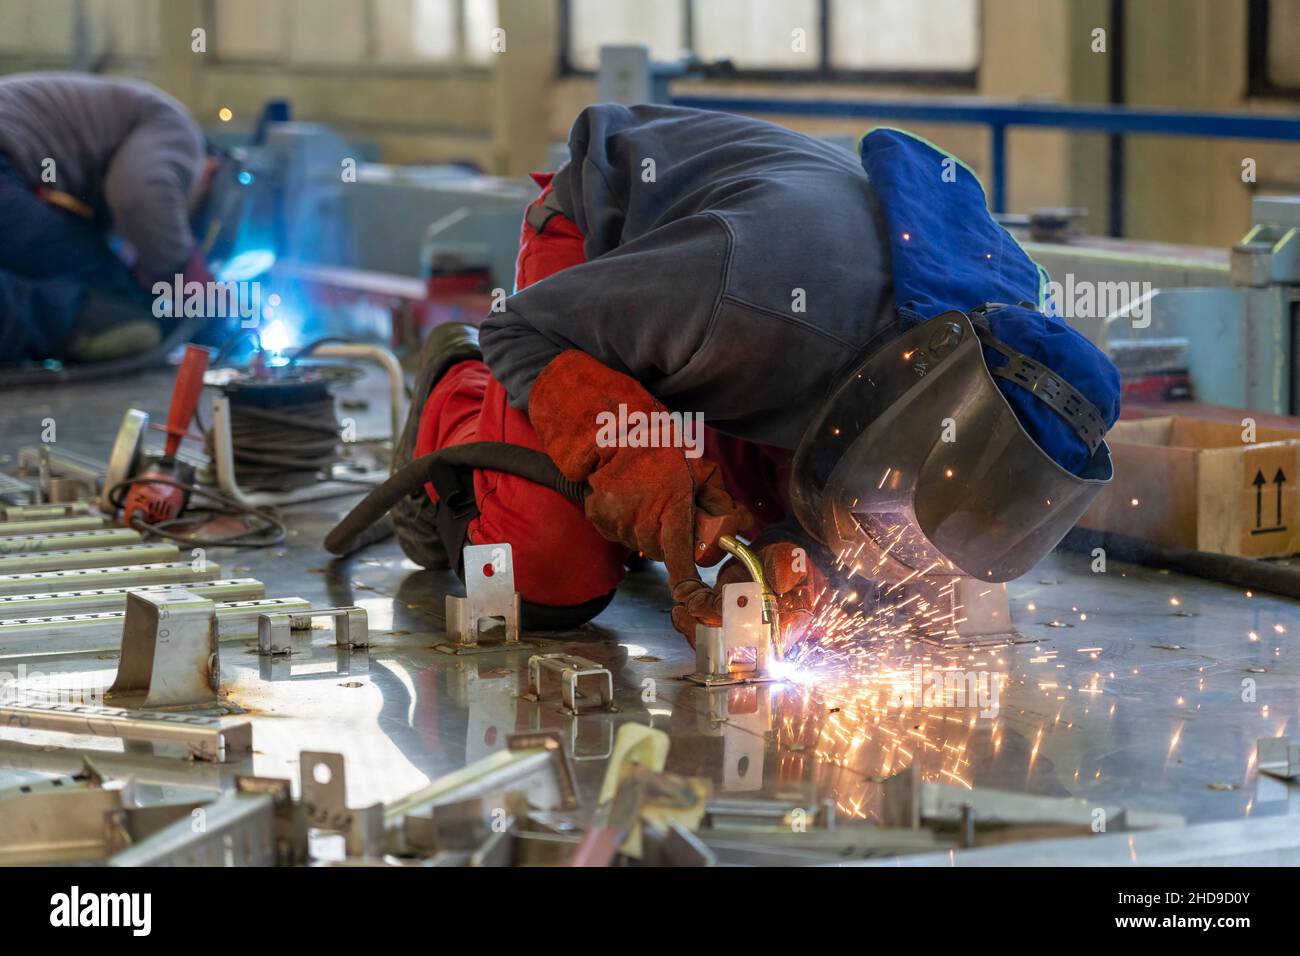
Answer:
[
  {"left": 1059, "top": 527, "right": 1300, "bottom": 600},
  {"left": 324, "top": 441, "right": 587, "bottom": 556}
]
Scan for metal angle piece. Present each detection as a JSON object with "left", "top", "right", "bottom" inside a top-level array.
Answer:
[
  {"left": 0, "top": 542, "right": 179, "bottom": 574},
  {"left": 439, "top": 543, "right": 529, "bottom": 654},
  {"left": 0, "top": 596, "right": 311, "bottom": 660},
  {"left": 0, "top": 701, "right": 253, "bottom": 762},
  {"left": 0, "top": 787, "right": 124, "bottom": 865},
  {"left": 300, "top": 751, "right": 384, "bottom": 859},
  {"left": 0, "top": 578, "right": 264, "bottom": 620},
  {"left": 1258, "top": 736, "right": 1300, "bottom": 780},
  {"left": 0, "top": 527, "right": 140, "bottom": 554},
  {"left": 526, "top": 653, "right": 616, "bottom": 715},
  {"left": 108, "top": 589, "right": 220, "bottom": 709},
  {"left": 0, "top": 560, "right": 222, "bottom": 597},
  {"left": 257, "top": 605, "right": 368, "bottom": 656},
  {"left": 109, "top": 793, "right": 276, "bottom": 866},
  {"left": 688, "top": 582, "right": 775, "bottom": 685}
]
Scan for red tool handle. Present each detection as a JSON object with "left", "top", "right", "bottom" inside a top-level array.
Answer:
[{"left": 161, "top": 344, "right": 211, "bottom": 458}]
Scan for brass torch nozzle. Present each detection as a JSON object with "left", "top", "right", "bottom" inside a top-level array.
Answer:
[{"left": 717, "top": 534, "right": 783, "bottom": 662}]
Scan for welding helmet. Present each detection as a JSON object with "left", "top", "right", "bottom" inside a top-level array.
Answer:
[
  {"left": 190, "top": 144, "right": 255, "bottom": 276},
  {"left": 789, "top": 307, "right": 1114, "bottom": 583}
]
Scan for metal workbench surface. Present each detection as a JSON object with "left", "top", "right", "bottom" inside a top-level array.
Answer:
[{"left": 1, "top": 366, "right": 1297, "bottom": 855}]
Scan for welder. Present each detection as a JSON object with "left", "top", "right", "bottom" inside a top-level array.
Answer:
[
  {"left": 386, "top": 104, "right": 1121, "bottom": 644},
  {"left": 0, "top": 72, "right": 245, "bottom": 364}
]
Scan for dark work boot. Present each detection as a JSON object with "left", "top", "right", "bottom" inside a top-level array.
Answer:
[
  {"left": 67, "top": 290, "right": 162, "bottom": 363},
  {"left": 391, "top": 322, "right": 483, "bottom": 569}
]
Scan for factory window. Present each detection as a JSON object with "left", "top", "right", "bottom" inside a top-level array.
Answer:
[
  {"left": 561, "top": 0, "right": 980, "bottom": 85},
  {"left": 0, "top": 0, "right": 159, "bottom": 61},
  {"left": 1248, "top": 0, "right": 1300, "bottom": 97},
  {"left": 214, "top": 0, "right": 498, "bottom": 66}
]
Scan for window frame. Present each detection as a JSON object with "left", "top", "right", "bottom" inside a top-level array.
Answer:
[
  {"left": 206, "top": 0, "right": 496, "bottom": 72},
  {"left": 1247, "top": 0, "right": 1300, "bottom": 99},
  {"left": 557, "top": 0, "right": 981, "bottom": 88}
]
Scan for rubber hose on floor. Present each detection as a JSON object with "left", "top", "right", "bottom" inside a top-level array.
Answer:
[{"left": 324, "top": 441, "right": 587, "bottom": 556}]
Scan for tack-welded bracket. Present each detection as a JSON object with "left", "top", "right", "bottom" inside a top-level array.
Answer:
[
  {"left": 913, "top": 577, "right": 1025, "bottom": 647},
  {"left": 438, "top": 543, "right": 532, "bottom": 655},
  {"left": 257, "top": 605, "right": 369, "bottom": 656},
  {"left": 107, "top": 589, "right": 220, "bottom": 710},
  {"left": 525, "top": 653, "right": 616, "bottom": 716},
  {"left": 687, "top": 582, "right": 776, "bottom": 686},
  {"left": 299, "top": 751, "right": 385, "bottom": 858}
]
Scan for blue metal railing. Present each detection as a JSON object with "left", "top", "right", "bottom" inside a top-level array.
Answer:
[{"left": 670, "top": 96, "right": 1300, "bottom": 214}]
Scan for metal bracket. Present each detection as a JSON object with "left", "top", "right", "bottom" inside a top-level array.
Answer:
[
  {"left": 300, "top": 751, "right": 385, "bottom": 858},
  {"left": 1259, "top": 737, "right": 1300, "bottom": 781},
  {"left": 257, "top": 605, "right": 368, "bottom": 656},
  {"left": 688, "top": 582, "right": 775, "bottom": 685},
  {"left": 913, "top": 577, "right": 1020, "bottom": 647},
  {"left": 107, "top": 589, "right": 220, "bottom": 710},
  {"left": 0, "top": 701, "right": 252, "bottom": 762},
  {"left": 525, "top": 653, "right": 616, "bottom": 715},
  {"left": 439, "top": 543, "right": 529, "bottom": 654}
]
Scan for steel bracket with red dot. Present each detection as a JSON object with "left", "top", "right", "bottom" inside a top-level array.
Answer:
[
  {"left": 438, "top": 543, "right": 532, "bottom": 655},
  {"left": 687, "top": 582, "right": 775, "bottom": 686}
]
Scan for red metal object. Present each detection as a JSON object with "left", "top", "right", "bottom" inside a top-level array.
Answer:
[
  {"left": 159, "top": 345, "right": 211, "bottom": 457},
  {"left": 121, "top": 345, "right": 210, "bottom": 528}
]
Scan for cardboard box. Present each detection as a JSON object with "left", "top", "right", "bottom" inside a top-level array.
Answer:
[{"left": 1078, "top": 415, "right": 1300, "bottom": 558}]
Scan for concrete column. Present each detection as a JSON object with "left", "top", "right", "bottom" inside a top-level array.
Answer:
[{"left": 491, "top": 0, "right": 559, "bottom": 175}]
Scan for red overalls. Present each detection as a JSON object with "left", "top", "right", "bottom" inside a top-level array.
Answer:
[{"left": 414, "top": 173, "right": 792, "bottom": 610}]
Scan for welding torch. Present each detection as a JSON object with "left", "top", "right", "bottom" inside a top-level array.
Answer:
[{"left": 694, "top": 512, "right": 784, "bottom": 661}]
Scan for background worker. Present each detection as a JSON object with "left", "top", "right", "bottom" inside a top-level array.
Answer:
[
  {"left": 390, "top": 104, "right": 1121, "bottom": 644},
  {"left": 0, "top": 72, "right": 229, "bottom": 364}
]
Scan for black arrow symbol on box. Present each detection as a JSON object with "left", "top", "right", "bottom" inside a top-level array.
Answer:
[
  {"left": 1255, "top": 470, "right": 1266, "bottom": 528},
  {"left": 1275, "top": 468, "right": 1287, "bottom": 526}
]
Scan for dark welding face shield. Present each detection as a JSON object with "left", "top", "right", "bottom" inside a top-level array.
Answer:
[
  {"left": 190, "top": 146, "right": 254, "bottom": 275},
  {"left": 790, "top": 310, "right": 1113, "bottom": 583}
]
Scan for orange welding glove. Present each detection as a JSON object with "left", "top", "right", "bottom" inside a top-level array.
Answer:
[
  {"left": 529, "top": 350, "right": 752, "bottom": 631},
  {"left": 674, "top": 541, "right": 828, "bottom": 646}
]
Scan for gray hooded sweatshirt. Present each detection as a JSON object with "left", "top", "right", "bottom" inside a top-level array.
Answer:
[
  {"left": 0, "top": 72, "right": 205, "bottom": 283},
  {"left": 479, "top": 104, "right": 894, "bottom": 450}
]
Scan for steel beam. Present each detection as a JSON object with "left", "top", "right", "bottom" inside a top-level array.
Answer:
[
  {"left": 0, "top": 578, "right": 264, "bottom": 620},
  {"left": 0, "top": 701, "right": 253, "bottom": 762},
  {"left": 0, "top": 561, "right": 222, "bottom": 597},
  {"left": 0, "top": 596, "right": 311, "bottom": 659},
  {"left": 0, "top": 543, "right": 179, "bottom": 575}
]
